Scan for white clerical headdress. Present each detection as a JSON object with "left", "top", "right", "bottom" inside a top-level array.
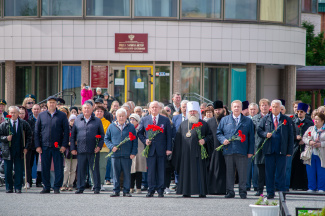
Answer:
[{"left": 186, "top": 101, "right": 202, "bottom": 119}]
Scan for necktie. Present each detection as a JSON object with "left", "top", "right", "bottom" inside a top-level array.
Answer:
[
  {"left": 182, "top": 116, "right": 185, "bottom": 122},
  {"left": 13, "top": 120, "right": 17, "bottom": 133},
  {"left": 274, "top": 117, "right": 278, "bottom": 130},
  {"left": 153, "top": 116, "right": 157, "bottom": 125},
  {"left": 235, "top": 118, "right": 239, "bottom": 126}
]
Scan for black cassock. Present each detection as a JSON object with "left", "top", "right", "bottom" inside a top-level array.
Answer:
[
  {"left": 206, "top": 118, "right": 227, "bottom": 195},
  {"left": 172, "top": 119, "right": 213, "bottom": 196},
  {"left": 290, "top": 118, "right": 313, "bottom": 190}
]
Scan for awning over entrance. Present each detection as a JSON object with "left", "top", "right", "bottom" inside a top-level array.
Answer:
[{"left": 297, "top": 66, "right": 325, "bottom": 90}]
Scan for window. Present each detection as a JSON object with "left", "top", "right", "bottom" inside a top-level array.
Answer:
[
  {"left": 134, "top": 0, "right": 177, "bottom": 17},
  {"left": 181, "top": 67, "right": 200, "bottom": 95},
  {"left": 286, "top": 0, "right": 299, "bottom": 25},
  {"left": 35, "top": 66, "right": 59, "bottom": 103},
  {"left": 225, "top": 0, "right": 257, "bottom": 20},
  {"left": 260, "top": 0, "right": 284, "bottom": 22},
  {"left": 62, "top": 66, "right": 81, "bottom": 106},
  {"left": 181, "top": 0, "right": 221, "bottom": 18},
  {"left": 204, "top": 67, "right": 228, "bottom": 105},
  {"left": 86, "top": 0, "right": 130, "bottom": 16},
  {"left": 15, "top": 66, "right": 32, "bottom": 104},
  {"left": 4, "top": 0, "right": 37, "bottom": 16},
  {"left": 42, "top": 0, "right": 82, "bottom": 16},
  {"left": 231, "top": 68, "right": 246, "bottom": 102},
  {"left": 155, "top": 66, "right": 171, "bottom": 105}
]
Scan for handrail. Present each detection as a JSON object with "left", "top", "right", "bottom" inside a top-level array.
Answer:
[
  {"left": 182, "top": 93, "right": 213, "bottom": 105},
  {"left": 38, "top": 90, "right": 77, "bottom": 106},
  {"left": 279, "top": 192, "right": 291, "bottom": 216}
]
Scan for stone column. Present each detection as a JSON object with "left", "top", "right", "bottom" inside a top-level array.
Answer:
[
  {"left": 246, "top": 63, "right": 256, "bottom": 103},
  {"left": 317, "top": 90, "right": 321, "bottom": 108},
  {"left": 81, "top": 61, "right": 90, "bottom": 86},
  {"left": 285, "top": 65, "right": 296, "bottom": 114},
  {"left": 173, "top": 62, "right": 182, "bottom": 95},
  {"left": 5, "top": 61, "right": 15, "bottom": 106}
]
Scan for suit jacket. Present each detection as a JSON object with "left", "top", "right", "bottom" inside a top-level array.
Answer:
[
  {"left": 167, "top": 103, "right": 180, "bottom": 116},
  {"left": 216, "top": 114, "right": 255, "bottom": 156},
  {"left": 138, "top": 115, "right": 172, "bottom": 157},
  {"left": 257, "top": 113, "right": 294, "bottom": 156},
  {"left": 172, "top": 114, "right": 185, "bottom": 132},
  {"left": 252, "top": 113, "right": 269, "bottom": 164}
]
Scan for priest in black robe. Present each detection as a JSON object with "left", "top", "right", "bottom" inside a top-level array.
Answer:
[
  {"left": 207, "top": 100, "right": 227, "bottom": 195},
  {"left": 172, "top": 101, "right": 213, "bottom": 198},
  {"left": 291, "top": 103, "right": 313, "bottom": 190}
]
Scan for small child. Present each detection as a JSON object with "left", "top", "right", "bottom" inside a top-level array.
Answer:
[{"left": 61, "top": 114, "right": 78, "bottom": 191}]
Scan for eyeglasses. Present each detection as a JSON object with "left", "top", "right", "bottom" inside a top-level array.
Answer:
[
  {"left": 166, "top": 110, "right": 171, "bottom": 112},
  {"left": 27, "top": 102, "right": 35, "bottom": 105},
  {"left": 130, "top": 118, "right": 137, "bottom": 122}
]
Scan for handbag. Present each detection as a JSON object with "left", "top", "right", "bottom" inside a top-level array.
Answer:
[{"left": 300, "top": 145, "right": 312, "bottom": 161}]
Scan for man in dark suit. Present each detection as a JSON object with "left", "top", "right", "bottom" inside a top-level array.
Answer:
[
  {"left": 257, "top": 100, "right": 294, "bottom": 199},
  {"left": 172, "top": 100, "right": 188, "bottom": 132},
  {"left": 167, "top": 92, "right": 182, "bottom": 115},
  {"left": 0, "top": 106, "right": 32, "bottom": 193},
  {"left": 138, "top": 101, "right": 172, "bottom": 197}
]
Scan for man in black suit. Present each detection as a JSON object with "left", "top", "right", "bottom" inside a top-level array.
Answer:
[
  {"left": 138, "top": 101, "right": 172, "bottom": 197},
  {"left": 167, "top": 93, "right": 182, "bottom": 115}
]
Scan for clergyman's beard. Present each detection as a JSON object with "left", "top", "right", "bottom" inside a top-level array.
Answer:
[
  {"left": 189, "top": 114, "right": 199, "bottom": 124},
  {"left": 215, "top": 110, "right": 224, "bottom": 119}
]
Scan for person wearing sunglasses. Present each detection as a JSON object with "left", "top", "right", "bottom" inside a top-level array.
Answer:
[{"left": 22, "top": 95, "right": 36, "bottom": 118}]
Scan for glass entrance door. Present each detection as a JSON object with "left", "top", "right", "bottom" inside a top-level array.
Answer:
[{"left": 127, "top": 68, "right": 151, "bottom": 106}]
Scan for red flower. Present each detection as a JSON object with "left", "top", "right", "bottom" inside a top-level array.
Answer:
[
  {"left": 283, "top": 119, "right": 287, "bottom": 125},
  {"left": 290, "top": 115, "right": 294, "bottom": 118},
  {"left": 308, "top": 132, "right": 311, "bottom": 136},
  {"left": 6, "top": 115, "right": 12, "bottom": 119},
  {"left": 298, "top": 123, "right": 303, "bottom": 128},
  {"left": 197, "top": 122, "right": 203, "bottom": 127},
  {"left": 54, "top": 142, "right": 59, "bottom": 148},
  {"left": 240, "top": 134, "right": 246, "bottom": 143},
  {"left": 69, "top": 133, "right": 71, "bottom": 137},
  {"left": 95, "top": 135, "right": 101, "bottom": 139},
  {"left": 129, "top": 132, "right": 136, "bottom": 141},
  {"left": 238, "top": 130, "right": 243, "bottom": 136}
]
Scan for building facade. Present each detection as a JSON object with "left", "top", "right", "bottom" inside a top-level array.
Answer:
[{"left": 0, "top": 0, "right": 306, "bottom": 113}]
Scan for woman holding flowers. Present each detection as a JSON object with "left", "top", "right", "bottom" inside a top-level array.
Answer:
[
  {"left": 104, "top": 108, "right": 137, "bottom": 197},
  {"left": 302, "top": 112, "right": 325, "bottom": 193},
  {"left": 172, "top": 101, "right": 213, "bottom": 198},
  {"left": 216, "top": 100, "right": 255, "bottom": 199}
]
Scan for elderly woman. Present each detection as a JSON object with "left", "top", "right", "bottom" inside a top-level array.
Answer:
[
  {"left": 303, "top": 112, "right": 325, "bottom": 193},
  {"left": 93, "top": 87, "right": 104, "bottom": 101},
  {"left": 134, "top": 106, "right": 143, "bottom": 119},
  {"left": 69, "top": 106, "right": 79, "bottom": 116},
  {"left": 203, "top": 106, "right": 214, "bottom": 122},
  {"left": 104, "top": 108, "right": 137, "bottom": 197},
  {"left": 40, "top": 103, "right": 48, "bottom": 112},
  {"left": 59, "top": 106, "right": 70, "bottom": 120},
  {"left": 129, "top": 113, "right": 147, "bottom": 194}
]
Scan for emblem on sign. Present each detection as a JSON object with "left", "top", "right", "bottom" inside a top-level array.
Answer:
[{"left": 128, "top": 34, "right": 135, "bottom": 41}]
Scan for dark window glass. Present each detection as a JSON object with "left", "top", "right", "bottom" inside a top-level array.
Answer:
[
  {"left": 204, "top": 67, "right": 228, "bottom": 105},
  {"left": 134, "top": 0, "right": 177, "bottom": 17},
  {"left": 286, "top": 0, "right": 299, "bottom": 25},
  {"left": 155, "top": 66, "right": 170, "bottom": 105},
  {"left": 62, "top": 66, "right": 81, "bottom": 106},
  {"left": 35, "top": 66, "right": 59, "bottom": 103},
  {"left": 42, "top": 0, "right": 82, "bottom": 16},
  {"left": 225, "top": 0, "right": 257, "bottom": 20},
  {"left": 86, "top": 0, "right": 130, "bottom": 16},
  {"left": 182, "top": 0, "right": 221, "bottom": 18},
  {"left": 5, "top": 0, "right": 37, "bottom": 16},
  {"left": 15, "top": 66, "right": 32, "bottom": 104}
]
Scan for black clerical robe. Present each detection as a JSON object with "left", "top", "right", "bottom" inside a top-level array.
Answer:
[{"left": 172, "top": 119, "right": 213, "bottom": 196}]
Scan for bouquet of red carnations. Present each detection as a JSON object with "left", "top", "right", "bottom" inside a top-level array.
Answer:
[
  {"left": 142, "top": 125, "right": 163, "bottom": 158},
  {"left": 191, "top": 122, "right": 208, "bottom": 160},
  {"left": 106, "top": 132, "right": 136, "bottom": 158}
]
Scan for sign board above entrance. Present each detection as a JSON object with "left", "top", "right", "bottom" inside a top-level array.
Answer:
[{"left": 115, "top": 33, "right": 148, "bottom": 53}]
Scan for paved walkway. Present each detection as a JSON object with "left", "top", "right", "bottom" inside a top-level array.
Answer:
[{"left": 0, "top": 185, "right": 324, "bottom": 216}]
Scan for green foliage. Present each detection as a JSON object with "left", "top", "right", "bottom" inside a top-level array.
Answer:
[
  {"left": 297, "top": 206, "right": 325, "bottom": 216},
  {"left": 254, "top": 195, "right": 278, "bottom": 206}
]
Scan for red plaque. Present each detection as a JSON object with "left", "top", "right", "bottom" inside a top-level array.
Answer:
[
  {"left": 115, "top": 33, "right": 148, "bottom": 53},
  {"left": 91, "top": 66, "right": 108, "bottom": 88}
]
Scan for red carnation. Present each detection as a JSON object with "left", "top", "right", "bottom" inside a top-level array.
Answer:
[
  {"left": 290, "top": 115, "right": 294, "bottom": 118},
  {"left": 238, "top": 130, "right": 243, "bottom": 136},
  {"left": 95, "top": 135, "right": 101, "bottom": 139},
  {"left": 240, "top": 134, "right": 246, "bottom": 142},
  {"left": 308, "top": 132, "right": 311, "bottom": 136},
  {"left": 129, "top": 132, "right": 136, "bottom": 141},
  {"left": 283, "top": 119, "right": 287, "bottom": 125},
  {"left": 298, "top": 123, "right": 303, "bottom": 128},
  {"left": 54, "top": 142, "right": 59, "bottom": 148},
  {"left": 69, "top": 133, "right": 71, "bottom": 137},
  {"left": 6, "top": 115, "right": 12, "bottom": 119}
]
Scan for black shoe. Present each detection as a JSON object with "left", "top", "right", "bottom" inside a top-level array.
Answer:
[
  {"left": 246, "top": 188, "right": 251, "bottom": 191},
  {"left": 255, "top": 192, "right": 263, "bottom": 196},
  {"left": 110, "top": 192, "right": 120, "bottom": 197},
  {"left": 254, "top": 187, "right": 258, "bottom": 191},
  {"left": 225, "top": 193, "right": 235, "bottom": 198},
  {"left": 123, "top": 193, "right": 132, "bottom": 197},
  {"left": 183, "top": 195, "right": 191, "bottom": 198},
  {"left": 15, "top": 189, "right": 22, "bottom": 194},
  {"left": 141, "top": 186, "right": 148, "bottom": 191},
  {"left": 40, "top": 189, "right": 50, "bottom": 194},
  {"left": 75, "top": 190, "right": 84, "bottom": 194},
  {"left": 146, "top": 192, "right": 154, "bottom": 197},
  {"left": 94, "top": 190, "right": 100, "bottom": 194},
  {"left": 267, "top": 194, "right": 274, "bottom": 199},
  {"left": 240, "top": 194, "right": 247, "bottom": 199},
  {"left": 158, "top": 193, "right": 164, "bottom": 197},
  {"left": 6, "top": 190, "right": 13, "bottom": 193},
  {"left": 36, "top": 183, "right": 43, "bottom": 187},
  {"left": 199, "top": 195, "right": 206, "bottom": 198},
  {"left": 54, "top": 189, "right": 60, "bottom": 194}
]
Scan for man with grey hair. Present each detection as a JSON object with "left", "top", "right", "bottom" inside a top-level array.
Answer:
[
  {"left": 217, "top": 100, "right": 255, "bottom": 199},
  {"left": 134, "top": 106, "right": 143, "bottom": 118},
  {"left": 248, "top": 103, "right": 259, "bottom": 118},
  {"left": 280, "top": 105, "right": 286, "bottom": 115},
  {"left": 0, "top": 106, "right": 32, "bottom": 193},
  {"left": 71, "top": 101, "right": 105, "bottom": 194},
  {"left": 257, "top": 99, "right": 293, "bottom": 199},
  {"left": 122, "top": 103, "right": 131, "bottom": 118}
]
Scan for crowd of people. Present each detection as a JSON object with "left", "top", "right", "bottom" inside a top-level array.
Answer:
[{"left": 0, "top": 89, "right": 324, "bottom": 199}]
